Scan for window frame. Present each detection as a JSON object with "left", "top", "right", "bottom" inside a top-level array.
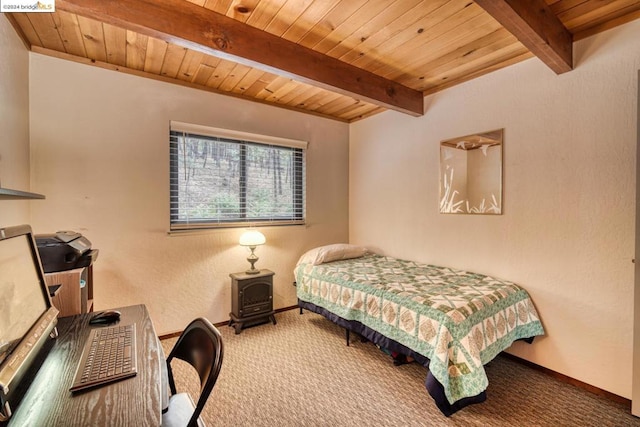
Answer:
[{"left": 169, "top": 121, "right": 307, "bottom": 231}]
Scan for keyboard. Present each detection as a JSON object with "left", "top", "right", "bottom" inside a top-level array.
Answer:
[{"left": 70, "top": 324, "right": 138, "bottom": 392}]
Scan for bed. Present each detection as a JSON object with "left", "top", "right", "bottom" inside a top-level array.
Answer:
[{"left": 294, "top": 244, "right": 545, "bottom": 416}]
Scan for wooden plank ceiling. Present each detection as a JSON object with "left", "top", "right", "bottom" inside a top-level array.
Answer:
[{"left": 5, "top": 0, "right": 640, "bottom": 122}]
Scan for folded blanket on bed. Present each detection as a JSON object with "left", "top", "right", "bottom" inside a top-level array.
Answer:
[{"left": 295, "top": 253, "right": 545, "bottom": 410}]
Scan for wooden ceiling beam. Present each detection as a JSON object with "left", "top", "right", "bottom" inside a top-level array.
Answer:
[
  {"left": 55, "top": 0, "right": 424, "bottom": 116},
  {"left": 474, "top": 0, "right": 573, "bottom": 74}
]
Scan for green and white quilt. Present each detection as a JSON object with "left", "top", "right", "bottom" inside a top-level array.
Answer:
[{"left": 295, "top": 253, "right": 545, "bottom": 405}]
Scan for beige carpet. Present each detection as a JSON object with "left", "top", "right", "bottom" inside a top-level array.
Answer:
[{"left": 161, "top": 309, "right": 640, "bottom": 427}]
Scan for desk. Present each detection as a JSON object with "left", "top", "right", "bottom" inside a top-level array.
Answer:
[{"left": 7, "top": 304, "right": 165, "bottom": 426}]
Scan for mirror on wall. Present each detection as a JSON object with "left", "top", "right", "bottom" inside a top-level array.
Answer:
[{"left": 439, "top": 129, "right": 503, "bottom": 214}]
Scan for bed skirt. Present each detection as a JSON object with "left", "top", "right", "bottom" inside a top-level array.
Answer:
[{"left": 298, "top": 299, "right": 487, "bottom": 416}]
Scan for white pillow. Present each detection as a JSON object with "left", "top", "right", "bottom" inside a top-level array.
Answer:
[{"left": 298, "top": 244, "right": 368, "bottom": 266}]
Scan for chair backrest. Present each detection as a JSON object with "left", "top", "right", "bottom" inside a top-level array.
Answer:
[{"left": 166, "top": 318, "right": 224, "bottom": 427}]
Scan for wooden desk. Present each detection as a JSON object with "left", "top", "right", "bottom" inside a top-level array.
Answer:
[{"left": 7, "top": 304, "right": 164, "bottom": 426}]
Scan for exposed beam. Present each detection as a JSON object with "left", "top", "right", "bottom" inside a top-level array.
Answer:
[
  {"left": 56, "top": 0, "right": 424, "bottom": 116},
  {"left": 474, "top": 0, "right": 573, "bottom": 74}
]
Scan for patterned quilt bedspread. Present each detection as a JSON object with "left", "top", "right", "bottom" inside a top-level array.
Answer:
[{"left": 294, "top": 253, "right": 544, "bottom": 407}]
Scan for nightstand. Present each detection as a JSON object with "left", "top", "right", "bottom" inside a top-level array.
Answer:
[{"left": 229, "top": 269, "right": 276, "bottom": 334}]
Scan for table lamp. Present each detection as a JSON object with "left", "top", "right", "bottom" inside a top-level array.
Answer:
[{"left": 239, "top": 230, "right": 266, "bottom": 274}]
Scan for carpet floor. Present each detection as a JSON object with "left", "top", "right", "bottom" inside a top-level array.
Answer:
[{"left": 161, "top": 309, "right": 640, "bottom": 427}]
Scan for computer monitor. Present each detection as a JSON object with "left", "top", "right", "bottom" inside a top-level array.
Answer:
[{"left": 0, "top": 225, "right": 59, "bottom": 422}]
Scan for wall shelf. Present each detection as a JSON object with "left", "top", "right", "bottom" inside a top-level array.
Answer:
[{"left": 0, "top": 188, "right": 45, "bottom": 200}]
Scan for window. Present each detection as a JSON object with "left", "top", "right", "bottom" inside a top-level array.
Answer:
[{"left": 170, "top": 121, "right": 306, "bottom": 230}]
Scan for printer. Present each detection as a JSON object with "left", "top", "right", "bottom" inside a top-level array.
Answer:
[{"left": 35, "top": 231, "right": 99, "bottom": 273}]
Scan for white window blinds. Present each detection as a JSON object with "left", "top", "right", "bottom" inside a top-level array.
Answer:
[{"left": 170, "top": 121, "right": 307, "bottom": 230}]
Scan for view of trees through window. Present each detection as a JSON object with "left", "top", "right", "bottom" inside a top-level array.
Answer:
[{"left": 170, "top": 132, "right": 305, "bottom": 228}]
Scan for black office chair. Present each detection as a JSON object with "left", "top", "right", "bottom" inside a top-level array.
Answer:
[{"left": 163, "top": 318, "right": 224, "bottom": 427}]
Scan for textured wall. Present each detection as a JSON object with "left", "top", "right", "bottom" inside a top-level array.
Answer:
[
  {"left": 350, "top": 21, "right": 639, "bottom": 399},
  {"left": 0, "top": 16, "right": 31, "bottom": 225},
  {"left": 635, "top": 70, "right": 640, "bottom": 417},
  {"left": 28, "top": 55, "right": 349, "bottom": 334}
]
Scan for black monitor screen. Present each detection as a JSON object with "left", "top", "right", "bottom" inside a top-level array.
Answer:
[{"left": 0, "top": 229, "right": 49, "bottom": 365}]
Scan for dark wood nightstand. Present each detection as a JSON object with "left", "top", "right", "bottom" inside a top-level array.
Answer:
[{"left": 229, "top": 269, "right": 276, "bottom": 334}]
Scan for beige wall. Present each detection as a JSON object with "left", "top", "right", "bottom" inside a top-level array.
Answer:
[
  {"left": 0, "top": 17, "right": 31, "bottom": 225},
  {"left": 28, "top": 55, "right": 349, "bottom": 334},
  {"left": 350, "top": 20, "right": 639, "bottom": 399}
]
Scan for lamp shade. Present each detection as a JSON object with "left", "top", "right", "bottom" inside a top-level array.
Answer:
[{"left": 239, "top": 230, "right": 266, "bottom": 247}]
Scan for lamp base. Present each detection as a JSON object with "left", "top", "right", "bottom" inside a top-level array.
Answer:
[{"left": 246, "top": 248, "right": 259, "bottom": 274}]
